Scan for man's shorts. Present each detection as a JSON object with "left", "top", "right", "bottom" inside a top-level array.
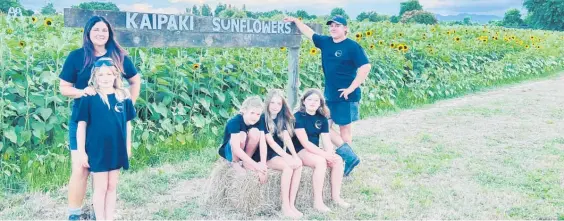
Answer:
[{"left": 327, "top": 101, "right": 360, "bottom": 126}]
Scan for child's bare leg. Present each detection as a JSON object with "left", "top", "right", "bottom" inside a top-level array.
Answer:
[
  {"left": 289, "top": 162, "right": 303, "bottom": 216},
  {"left": 244, "top": 128, "right": 260, "bottom": 157},
  {"left": 104, "top": 170, "right": 120, "bottom": 221},
  {"left": 242, "top": 128, "right": 260, "bottom": 170},
  {"left": 329, "top": 156, "right": 349, "bottom": 208},
  {"left": 298, "top": 150, "right": 331, "bottom": 212},
  {"left": 267, "top": 157, "right": 299, "bottom": 218},
  {"left": 92, "top": 172, "right": 109, "bottom": 220},
  {"left": 68, "top": 151, "right": 90, "bottom": 211},
  {"left": 231, "top": 132, "right": 248, "bottom": 173}
]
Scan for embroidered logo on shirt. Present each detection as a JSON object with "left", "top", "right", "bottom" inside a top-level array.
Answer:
[
  {"left": 114, "top": 102, "right": 124, "bottom": 113},
  {"left": 315, "top": 120, "right": 322, "bottom": 129},
  {"left": 334, "top": 50, "right": 343, "bottom": 57}
]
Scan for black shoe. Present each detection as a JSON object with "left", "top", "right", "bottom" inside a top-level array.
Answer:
[{"left": 69, "top": 214, "right": 81, "bottom": 220}]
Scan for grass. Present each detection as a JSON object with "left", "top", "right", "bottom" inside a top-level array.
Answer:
[{"left": 2, "top": 71, "right": 564, "bottom": 219}]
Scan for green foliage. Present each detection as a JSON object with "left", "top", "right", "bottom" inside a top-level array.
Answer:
[
  {"left": 191, "top": 5, "right": 199, "bottom": 16},
  {"left": 201, "top": 4, "right": 212, "bottom": 16},
  {"left": 40, "top": 3, "right": 56, "bottom": 15},
  {"left": 400, "top": 10, "right": 438, "bottom": 25},
  {"left": 218, "top": 8, "right": 247, "bottom": 18},
  {"left": 295, "top": 10, "right": 316, "bottom": 20},
  {"left": 1, "top": 14, "right": 563, "bottom": 192},
  {"left": 399, "top": 0, "right": 423, "bottom": 16},
  {"left": 71, "top": 2, "right": 120, "bottom": 11},
  {"left": 502, "top": 9, "right": 524, "bottom": 28},
  {"left": 330, "top": 7, "right": 349, "bottom": 19},
  {"left": 524, "top": 0, "right": 564, "bottom": 31},
  {"left": 357, "top": 11, "right": 389, "bottom": 22},
  {"left": 214, "top": 3, "right": 226, "bottom": 16},
  {"left": 463, "top": 17, "right": 471, "bottom": 25}
]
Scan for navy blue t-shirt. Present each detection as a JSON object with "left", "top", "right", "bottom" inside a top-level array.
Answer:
[
  {"left": 74, "top": 93, "right": 136, "bottom": 172},
  {"left": 59, "top": 48, "right": 138, "bottom": 119},
  {"left": 312, "top": 34, "right": 370, "bottom": 102},
  {"left": 260, "top": 114, "right": 288, "bottom": 148},
  {"left": 292, "top": 111, "right": 329, "bottom": 153},
  {"left": 218, "top": 114, "right": 262, "bottom": 159}
]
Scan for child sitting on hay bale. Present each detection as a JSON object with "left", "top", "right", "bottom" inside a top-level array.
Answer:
[
  {"left": 250, "top": 89, "right": 304, "bottom": 218},
  {"left": 292, "top": 89, "right": 350, "bottom": 212},
  {"left": 217, "top": 95, "right": 267, "bottom": 179}
]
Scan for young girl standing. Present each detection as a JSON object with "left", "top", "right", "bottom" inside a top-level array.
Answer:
[
  {"left": 59, "top": 15, "right": 140, "bottom": 220},
  {"left": 293, "top": 89, "right": 349, "bottom": 212},
  {"left": 75, "top": 57, "right": 136, "bottom": 221}
]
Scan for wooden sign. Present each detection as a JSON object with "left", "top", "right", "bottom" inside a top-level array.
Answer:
[
  {"left": 64, "top": 8, "right": 324, "bottom": 108},
  {"left": 63, "top": 8, "right": 321, "bottom": 48}
]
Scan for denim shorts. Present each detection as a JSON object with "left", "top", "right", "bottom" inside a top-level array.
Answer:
[
  {"left": 68, "top": 119, "right": 78, "bottom": 150},
  {"left": 327, "top": 101, "right": 360, "bottom": 126},
  {"left": 222, "top": 142, "right": 233, "bottom": 162}
]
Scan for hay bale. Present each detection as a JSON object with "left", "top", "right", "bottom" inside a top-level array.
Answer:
[{"left": 203, "top": 160, "right": 333, "bottom": 215}]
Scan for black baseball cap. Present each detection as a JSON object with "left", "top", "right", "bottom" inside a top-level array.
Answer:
[{"left": 326, "top": 15, "right": 347, "bottom": 26}]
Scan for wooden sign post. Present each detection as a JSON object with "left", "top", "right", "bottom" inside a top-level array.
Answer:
[{"left": 64, "top": 8, "right": 322, "bottom": 108}]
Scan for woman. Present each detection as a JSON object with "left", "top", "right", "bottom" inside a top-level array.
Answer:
[{"left": 58, "top": 15, "right": 141, "bottom": 220}]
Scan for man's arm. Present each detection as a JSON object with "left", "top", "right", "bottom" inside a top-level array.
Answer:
[
  {"left": 283, "top": 16, "right": 315, "bottom": 41},
  {"left": 339, "top": 64, "right": 372, "bottom": 100}
]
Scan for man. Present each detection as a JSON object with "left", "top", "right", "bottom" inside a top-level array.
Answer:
[{"left": 284, "top": 15, "right": 371, "bottom": 176}]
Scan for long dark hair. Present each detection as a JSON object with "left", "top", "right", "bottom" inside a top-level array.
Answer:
[
  {"left": 81, "top": 16, "right": 127, "bottom": 74},
  {"left": 297, "top": 88, "right": 330, "bottom": 118}
]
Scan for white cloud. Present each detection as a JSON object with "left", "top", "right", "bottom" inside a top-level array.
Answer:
[{"left": 118, "top": 3, "right": 184, "bottom": 14}]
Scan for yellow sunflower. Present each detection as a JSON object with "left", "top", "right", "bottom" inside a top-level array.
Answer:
[
  {"left": 298, "top": 17, "right": 303, "bottom": 21},
  {"left": 390, "top": 43, "right": 396, "bottom": 48},
  {"left": 355, "top": 33, "right": 363, "bottom": 38},
  {"left": 280, "top": 47, "right": 287, "bottom": 51},
  {"left": 378, "top": 40, "right": 384, "bottom": 45},
  {"left": 454, "top": 36, "right": 461, "bottom": 42},
  {"left": 369, "top": 44, "right": 375, "bottom": 49},
  {"left": 398, "top": 33, "right": 404, "bottom": 37},
  {"left": 365, "top": 31, "right": 373, "bottom": 37},
  {"left": 44, "top": 18, "right": 53, "bottom": 26},
  {"left": 309, "top": 48, "right": 317, "bottom": 55},
  {"left": 6, "top": 29, "right": 13, "bottom": 34},
  {"left": 525, "top": 45, "right": 530, "bottom": 49},
  {"left": 192, "top": 63, "right": 200, "bottom": 69},
  {"left": 31, "top": 17, "right": 37, "bottom": 23},
  {"left": 19, "top": 41, "right": 26, "bottom": 47}
]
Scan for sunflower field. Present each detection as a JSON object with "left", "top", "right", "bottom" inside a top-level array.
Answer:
[{"left": 1, "top": 14, "right": 563, "bottom": 191}]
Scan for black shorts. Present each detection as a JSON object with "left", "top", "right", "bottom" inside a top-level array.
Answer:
[{"left": 251, "top": 148, "right": 280, "bottom": 162}]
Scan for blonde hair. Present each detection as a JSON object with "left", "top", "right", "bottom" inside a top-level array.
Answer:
[
  {"left": 297, "top": 88, "right": 330, "bottom": 118},
  {"left": 88, "top": 57, "right": 130, "bottom": 109},
  {"left": 240, "top": 95, "right": 263, "bottom": 113},
  {"left": 264, "top": 89, "right": 295, "bottom": 141}
]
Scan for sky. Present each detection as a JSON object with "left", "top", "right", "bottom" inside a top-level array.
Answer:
[{"left": 21, "top": 0, "right": 527, "bottom": 17}]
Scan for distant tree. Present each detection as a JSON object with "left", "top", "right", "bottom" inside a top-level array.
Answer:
[
  {"left": 330, "top": 7, "right": 349, "bottom": 19},
  {"left": 41, "top": 2, "right": 56, "bottom": 15},
  {"left": 399, "top": 0, "right": 423, "bottom": 16},
  {"left": 71, "top": 2, "right": 119, "bottom": 11}
]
